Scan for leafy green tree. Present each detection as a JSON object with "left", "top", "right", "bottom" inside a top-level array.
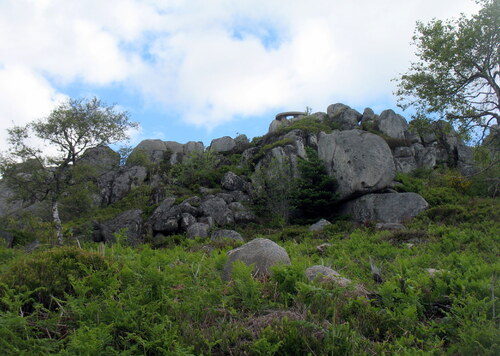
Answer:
[
  {"left": 293, "top": 148, "right": 338, "bottom": 222},
  {"left": 395, "top": 0, "right": 499, "bottom": 143},
  {"left": 0, "top": 97, "right": 138, "bottom": 244}
]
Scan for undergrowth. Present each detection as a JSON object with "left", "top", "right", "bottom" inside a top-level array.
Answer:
[{"left": 0, "top": 169, "right": 499, "bottom": 355}]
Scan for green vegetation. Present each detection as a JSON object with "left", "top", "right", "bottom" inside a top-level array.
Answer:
[
  {"left": 292, "top": 148, "right": 338, "bottom": 223},
  {"left": 0, "top": 165, "right": 498, "bottom": 355},
  {"left": 0, "top": 97, "right": 138, "bottom": 244}
]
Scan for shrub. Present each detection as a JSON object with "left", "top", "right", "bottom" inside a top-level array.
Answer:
[
  {"left": 292, "top": 148, "right": 338, "bottom": 222},
  {"left": 0, "top": 247, "right": 112, "bottom": 310}
]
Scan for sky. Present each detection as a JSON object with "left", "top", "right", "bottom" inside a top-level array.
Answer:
[{"left": 0, "top": 0, "right": 481, "bottom": 152}]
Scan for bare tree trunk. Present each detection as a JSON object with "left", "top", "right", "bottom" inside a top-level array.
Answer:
[{"left": 52, "top": 200, "right": 63, "bottom": 245}]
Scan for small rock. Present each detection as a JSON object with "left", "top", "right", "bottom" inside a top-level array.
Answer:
[
  {"left": 186, "top": 223, "right": 210, "bottom": 239},
  {"left": 426, "top": 268, "right": 445, "bottom": 277},
  {"left": 223, "top": 238, "right": 291, "bottom": 280},
  {"left": 211, "top": 229, "right": 243, "bottom": 242},
  {"left": 309, "top": 219, "right": 332, "bottom": 232},
  {"left": 305, "top": 265, "right": 369, "bottom": 298},
  {"left": 316, "top": 243, "right": 332, "bottom": 255}
]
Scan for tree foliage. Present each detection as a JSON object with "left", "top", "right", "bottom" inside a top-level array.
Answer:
[
  {"left": 0, "top": 97, "right": 138, "bottom": 243},
  {"left": 395, "top": 0, "right": 500, "bottom": 143},
  {"left": 293, "top": 148, "right": 338, "bottom": 222}
]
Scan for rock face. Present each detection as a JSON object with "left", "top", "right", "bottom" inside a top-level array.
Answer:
[
  {"left": 318, "top": 130, "right": 396, "bottom": 200},
  {"left": 341, "top": 192, "right": 429, "bottom": 223},
  {"left": 223, "top": 238, "right": 291, "bottom": 280}
]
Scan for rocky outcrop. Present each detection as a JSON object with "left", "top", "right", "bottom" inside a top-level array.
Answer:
[
  {"left": 130, "top": 139, "right": 204, "bottom": 165},
  {"left": 94, "top": 209, "right": 144, "bottom": 246},
  {"left": 222, "top": 238, "right": 291, "bottom": 280},
  {"left": 340, "top": 192, "right": 429, "bottom": 223},
  {"left": 318, "top": 130, "right": 396, "bottom": 200}
]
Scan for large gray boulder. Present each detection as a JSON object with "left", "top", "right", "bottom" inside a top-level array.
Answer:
[
  {"left": 149, "top": 197, "right": 180, "bottom": 233},
  {"left": 393, "top": 146, "right": 418, "bottom": 173},
  {"left": 200, "top": 196, "right": 234, "bottom": 226},
  {"left": 109, "top": 166, "right": 148, "bottom": 203},
  {"left": 186, "top": 223, "right": 210, "bottom": 239},
  {"left": 361, "top": 107, "right": 377, "bottom": 124},
  {"left": 79, "top": 145, "right": 120, "bottom": 173},
  {"left": 221, "top": 171, "right": 248, "bottom": 192},
  {"left": 229, "top": 202, "right": 257, "bottom": 223},
  {"left": 269, "top": 118, "right": 290, "bottom": 133},
  {"left": 413, "top": 144, "right": 437, "bottom": 169},
  {"left": 130, "top": 139, "right": 168, "bottom": 164},
  {"left": 376, "top": 110, "right": 408, "bottom": 139},
  {"left": 318, "top": 130, "right": 396, "bottom": 200},
  {"left": 341, "top": 192, "right": 429, "bottom": 223},
  {"left": 211, "top": 229, "right": 243, "bottom": 242},
  {"left": 234, "top": 134, "right": 250, "bottom": 152},
  {"left": 309, "top": 219, "right": 331, "bottom": 232},
  {"left": 95, "top": 209, "right": 144, "bottom": 246},
  {"left": 326, "top": 103, "right": 362, "bottom": 130},
  {"left": 223, "top": 238, "right": 291, "bottom": 280},
  {"left": 210, "top": 136, "right": 236, "bottom": 153}
]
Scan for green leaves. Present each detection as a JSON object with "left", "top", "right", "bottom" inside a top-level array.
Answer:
[{"left": 396, "top": 0, "right": 500, "bottom": 143}]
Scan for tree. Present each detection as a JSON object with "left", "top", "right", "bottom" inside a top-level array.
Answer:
[
  {"left": 395, "top": 0, "right": 499, "bottom": 143},
  {"left": 0, "top": 97, "right": 138, "bottom": 244},
  {"left": 292, "top": 148, "right": 338, "bottom": 222}
]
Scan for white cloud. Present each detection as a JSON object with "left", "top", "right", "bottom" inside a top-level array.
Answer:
[{"left": 0, "top": 0, "right": 482, "bottom": 150}]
